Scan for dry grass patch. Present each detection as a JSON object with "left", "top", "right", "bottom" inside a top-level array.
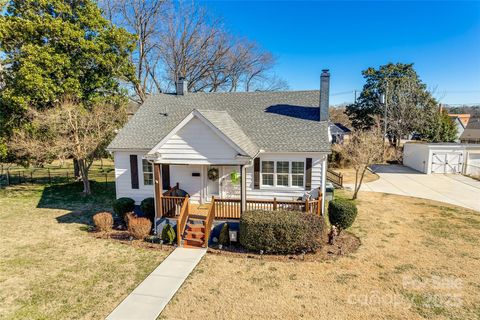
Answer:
[
  {"left": 337, "top": 167, "right": 379, "bottom": 184},
  {"left": 161, "top": 192, "right": 480, "bottom": 320},
  {"left": 0, "top": 183, "right": 167, "bottom": 319}
]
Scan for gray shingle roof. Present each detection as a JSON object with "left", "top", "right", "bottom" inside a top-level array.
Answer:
[
  {"left": 108, "top": 91, "right": 330, "bottom": 153},
  {"left": 460, "top": 119, "right": 480, "bottom": 140}
]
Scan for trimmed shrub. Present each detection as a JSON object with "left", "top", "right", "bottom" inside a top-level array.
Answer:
[
  {"left": 218, "top": 223, "right": 230, "bottom": 246},
  {"left": 113, "top": 197, "right": 135, "bottom": 221},
  {"left": 93, "top": 212, "right": 113, "bottom": 232},
  {"left": 125, "top": 211, "right": 136, "bottom": 225},
  {"left": 128, "top": 217, "right": 152, "bottom": 240},
  {"left": 162, "top": 224, "right": 176, "bottom": 244},
  {"left": 140, "top": 197, "right": 155, "bottom": 224},
  {"left": 239, "top": 210, "right": 323, "bottom": 254},
  {"left": 328, "top": 199, "right": 358, "bottom": 233}
]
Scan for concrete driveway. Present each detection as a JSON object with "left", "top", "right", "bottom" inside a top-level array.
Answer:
[{"left": 352, "top": 165, "right": 480, "bottom": 212}]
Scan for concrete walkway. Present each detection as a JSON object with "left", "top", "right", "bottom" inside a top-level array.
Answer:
[
  {"left": 106, "top": 247, "right": 206, "bottom": 320},
  {"left": 346, "top": 165, "right": 480, "bottom": 212}
]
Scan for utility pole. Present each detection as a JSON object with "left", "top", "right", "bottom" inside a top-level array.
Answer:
[
  {"left": 384, "top": 84, "right": 388, "bottom": 143},
  {"left": 354, "top": 90, "right": 357, "bottom": 102}
]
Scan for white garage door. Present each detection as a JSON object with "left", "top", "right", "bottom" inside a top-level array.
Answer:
[{"left": 431, "top": 152, "right": 463, "bottom": 174}]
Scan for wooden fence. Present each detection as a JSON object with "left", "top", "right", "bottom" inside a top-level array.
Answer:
[{"left": 327, "top": 168, "right": 343, "bottom": 187}]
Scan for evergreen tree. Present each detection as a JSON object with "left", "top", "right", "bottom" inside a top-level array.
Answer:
[
  {"left": 0, "top": 0, "right": 136, "bottom": 139},
  {"left": 421, "top": 109, "right": 458, "bottom": 142},
  {"left": 346, "top": 63, "right": 438, "bottom": 146}
]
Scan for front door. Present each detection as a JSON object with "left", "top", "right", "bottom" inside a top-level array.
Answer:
[{"left": 205, "top": 166, "right": 220, "bottom": 201}]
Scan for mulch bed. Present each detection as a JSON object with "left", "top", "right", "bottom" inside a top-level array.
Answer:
[
  {"left": 89, "top": 228, "right": 360, "bottom": 262},
  {"left": 90, "top": 229, "right": 176, "bottom": 253},
  {"left": 207, "top": 231, "right": 361, "bottom": 262}
]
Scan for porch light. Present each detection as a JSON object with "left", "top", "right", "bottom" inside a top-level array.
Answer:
[{"left": 229, "top": 230, "right": 238, "bottom": 242}]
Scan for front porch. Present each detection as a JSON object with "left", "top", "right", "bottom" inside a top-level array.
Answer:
[
  {"left": 155, "top": 192, "right": 323, "bottom": 248},
  {"left": 158, "top": 194, "right": 324, "bottom": 220}
]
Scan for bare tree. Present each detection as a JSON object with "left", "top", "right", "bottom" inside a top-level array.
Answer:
[
  {"left": 10, "top": 100, "right": 127, "bottom": 194},
  {"left": 333, "top": 129, "right": 384, "bottom": 199},
  {"left": 103, "top": 1, "right": 286, "bottom": 97},
  {"left": 101, "top": 0, "right": 167, "bottom": 102},
  {"left": 329, "top": 106, "right": 352, "bottom": 128}
]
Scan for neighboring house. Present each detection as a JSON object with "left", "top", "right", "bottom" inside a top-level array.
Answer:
[
  {"left": 460, "top": 118, "right": 480, "bottom": 144},
  {"left": 107, "top": 71, "right": 332, "bottom": 227},
  {"left": 329, "top": 122, "right": 351, "bottom": 144},
  {"left": 448, "top": 113, "right": 471, "bottom": 141}
]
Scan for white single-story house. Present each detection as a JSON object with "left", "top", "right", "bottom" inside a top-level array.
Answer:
[
  {"left": 107, "top": 71, "right": 332, "bottom": 246},
  {"left": 403, "top": 142, "right": 480, "bottom": 175}
]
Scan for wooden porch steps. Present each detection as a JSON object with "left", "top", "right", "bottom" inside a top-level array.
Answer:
[{"left": 183, "top": 215, "right": 207, "bottom": 248}]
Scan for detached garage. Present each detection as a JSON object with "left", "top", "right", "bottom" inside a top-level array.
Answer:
[{"left": 403, "top": 142, "right": 480, "bottom": 174}]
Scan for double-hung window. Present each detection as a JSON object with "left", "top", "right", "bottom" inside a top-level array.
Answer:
[
  {"left": 261, "top": 161, "right": 274, "bottom": 186},
  {"left": 142, "top": 159, "right": 153, "bottom": 186},
  {"left": 291, "top": 161, "right": 305, "bottom": 187},
  {"left": 276, "top": 161, "right": 289, "bottom": 186},
  {"left": 260, "top": 160, "right": 305, "bottom": 187}
]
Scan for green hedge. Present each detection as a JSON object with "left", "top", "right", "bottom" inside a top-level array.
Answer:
[
  {"left": 239, "top": 210, "right": 323, "bottom": 254},
  {"left": 140, "top": 197, "right": 155, "bottom": 224},
  {"left": 328, "top": 199, "right": 358, "bottom": 233},
  {"left": 112, "top": 197, "right": 135, "bottom": 221}
]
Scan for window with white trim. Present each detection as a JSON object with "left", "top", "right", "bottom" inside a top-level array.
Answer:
[
  {"left": 291, "top": 161, "right": 305, "bottom": 187},
  {"left": 276, "top": 161, "right": 289, "bottom": 186},
  {"left": 260, "top": 160, "right": 305, "bottom": 187},
  {"left": 142, "top": 159, "right": 153, "bottom": 185},
  {"left": 261, "top": 161, "right": 274, "bottom": 186}
]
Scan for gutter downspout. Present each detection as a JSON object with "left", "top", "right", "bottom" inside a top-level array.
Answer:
[
  {"left": 241, "top": 149, "right": 264, "bottom": 213},
  {"left": 146, "top": 157, "right": 158, "bottom": 235},
  {"left": 321, "top": 155, "right": 328, "bottom": 218}
]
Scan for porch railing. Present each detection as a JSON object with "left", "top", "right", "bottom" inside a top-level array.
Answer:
[
  {"left": 203, "top": 197, "right": 216, "bottom": 248},
  {"left": 176, "top": 196, "right": 190, "bottom": 246},
  {"left": 214, "top": 196, "right": 322, "bottom": 219},
  {"left": 158, "top": 195, "right": 323, "bottom": 220},
  {"left": 327, "top": 168, "right": 343, "bottom": 187},
  {"left": 161, "top": 196, "right": 185, "bottom": 218}
]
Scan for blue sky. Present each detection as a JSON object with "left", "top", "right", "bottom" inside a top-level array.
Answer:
[{"left": 201, "top": 1, "right": 480, "bottom": 105}]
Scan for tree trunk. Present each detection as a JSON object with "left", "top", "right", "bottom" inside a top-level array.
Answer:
[
  {"left": 353, "top": 167, "right": 368, "bottom": 200},
  {"left": 73, "top": 158, "right": 80, "bottom": 179},
  {"left": 78, "top": 158, "right": 91, "bottom": 195}
]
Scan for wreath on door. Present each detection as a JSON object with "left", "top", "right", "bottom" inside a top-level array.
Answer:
[{"left": 207, "top": 168, "right": 219, "bottom": 181}]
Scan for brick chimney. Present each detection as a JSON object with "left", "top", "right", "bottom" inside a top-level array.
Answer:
[
  {"left": 320, "top": 69, "right": 330, "bottom": 122},
  {"left": 176, "top": 77, "right": 188, "bottom": 96}
]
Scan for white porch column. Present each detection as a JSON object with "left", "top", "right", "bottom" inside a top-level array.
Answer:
[{"left": 240, "top": 165, "right": 247, "bottom": 213}]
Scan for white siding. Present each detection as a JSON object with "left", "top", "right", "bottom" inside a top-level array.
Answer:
[
  {"left": 113, "top": 151, "right": 327, "bottom": 203},
  {"left": 465, "top": 152, "right": 480, "bottom": 177},
  {"left": 157, "top": 117, "right": 238, "bottom": 162},
  {"left": 169, "top": 165, "right": 203, "bottom": 202},
  {"left": 114, "top": 151, "right": 154, "bottom": 203},
  {"left": 403, "top": 143, "right": 430, "bottom": 173}
]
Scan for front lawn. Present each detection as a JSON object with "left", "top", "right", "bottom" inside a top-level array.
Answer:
[
  {"left": 1, "top": 183, "right": 479, "bottom": 319},
  {"left": 0, "top": 182, "right": 167, "bottom": 319},
  {"left": 161, "top": 192, "right": 480, "bottom": 320}
]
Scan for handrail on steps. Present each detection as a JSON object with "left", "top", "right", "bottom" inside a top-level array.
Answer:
[
  {"left": 176, "top": 196, "right": 190, "bottom": 246},
  {"left": 203, "top": 196, "right": 216, "bottom": 248}
]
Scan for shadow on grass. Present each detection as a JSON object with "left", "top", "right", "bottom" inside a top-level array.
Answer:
[{"left": 36, "top": 181, "right": 116, "bottom": 226}]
